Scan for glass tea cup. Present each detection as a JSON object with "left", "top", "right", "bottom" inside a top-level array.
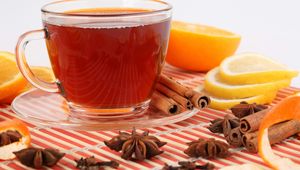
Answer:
[{"left": 16, "top": 0, "right": 172, "bottom": 119}]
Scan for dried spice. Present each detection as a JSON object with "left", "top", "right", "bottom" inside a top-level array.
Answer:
[
  {"left": 222, "top": 114, "right": 240, "bottom": 138},
  {"left": 0, "top": 130, "right": 22, "bottom": 146},
  {"left": 0, "top": 119, "right": 31, "bottom": 161},
  {"left": 104, "top": 128, "right": 167, "bottom": 160},
  {"left": 14, "top": 147, "right": 65, "bottom": 168},
  {"left": 75, "top": 156, "right": 119, "bottom": 170},
  {"left": 184, "top": 138, "right": 230, "bottom": 158},
  {"left": 162, "top": 161, "right": 215, "bottom": 170},
  {"left": 207, "top": 118, "right": 224, "bottom": 133},
  {"left": 225, "top": 127, "right": 243, "bottom": 147},
  {"left": 230, "top": 101, "right": 268, "bottom": 118},
  {"left": 207, "top": 114, "right": 239, "bottom": 135}
]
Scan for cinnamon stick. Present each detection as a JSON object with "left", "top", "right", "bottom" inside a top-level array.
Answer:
[
  {"left": 156, "top": 83, "right": 193, "bottom": 110},
  {"left": 150, "top": 91, "right": 180, "bottom": 115},
  {"left": 225, "top": 127, "right": 243, "bottom": 147},
  {"left": 240, "top": 109, "right": 270, "bottom": 133},
  {"left": 241, "top": 132, "right": 257, "bottom": 152},
  {"left": 190, "top": 90, "right": 210, "bottom": 109},
  {"left": 242, "top": 120, "right": 300, "bottom": 153},
  {"left": 159, "top": 75, "right": 194, "bottom": 98}
]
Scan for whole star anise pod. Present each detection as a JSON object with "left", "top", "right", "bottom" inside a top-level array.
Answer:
[
  {"left": 184, "top": 138, "right": 230, "bottom": 159},
  {"left": 207, "top": 118, "right": 224, "bottom": 133},
  {"left": 14, "top": 147, "right": 65, "bottom": 168},
  {"left": 222, "top": 114, "right": 240, "bottom": 137},
  {"left": 230, "top": 101, "right": 268, "bottom": 118},
  {"left": 75, "top": 156, "right": 119, "bottom": 170},
  {"left": 0, "top": 130, "right": 22, "bottom": 146},
  {"left": 104, "top": 128, "right": 167, "bottom": 160},
  {"left": 162, "top": 161, "right": 215, "bottom": 170},
  {"left": 207, "top": 114, "right": 239, "bottom": 135}
]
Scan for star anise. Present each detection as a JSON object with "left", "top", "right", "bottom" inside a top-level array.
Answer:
[
  {"left": 0, "top": 130, "right": 22, "bottom": 146},
  {"left": 104, "top": 128, "right": 167, "bottom": 160},
  {"left": 207, "top": 118, "right": 224, "bottom": 133},
  {"left": 162, "top": 161, "right": 215, "bottom": 170},
  {"left": 14, "top": 147, "right": 65, "bottom": 168},
  {"left": 230, "top": 101, "right": 268, "bottom": 118},
  {"left": 184, "top": 138, "right": 230, "bottom": 159},
  {"left": 207, "top": 114, "right": 240, "bottom": 135},
  {"left": 222, "top": 114, "right": 240, "bottom": 138},
  {"left": 75, "top": 156, "right": 119, "bottom": 170}
]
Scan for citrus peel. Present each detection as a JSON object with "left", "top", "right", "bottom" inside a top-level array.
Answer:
[
  {"left": 258, "top": 94, "right": 300, "bottom": 170},
  {"left": 0, "top": 119, "right": 31, "bottom": 160}
]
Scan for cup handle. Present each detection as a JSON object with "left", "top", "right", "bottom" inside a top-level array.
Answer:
[{"left": 16, "top": 29, "right": 59, "bottom": 93}]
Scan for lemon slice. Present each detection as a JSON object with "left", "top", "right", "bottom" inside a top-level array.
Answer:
[
  {"left": 195, "top": 86, "right": 276, "bottom": 110},
  {"left": 219, "top": 53, "right": 298, "bottom": 84},
  {"left": 204, "top": 91, "right": 276, "bottom": 110},
  {"left": 204, "top": 68, "right": 290, "bottom": 99},
  {"left": 0, "top": 51, "right": 27, "bottom": 100}
]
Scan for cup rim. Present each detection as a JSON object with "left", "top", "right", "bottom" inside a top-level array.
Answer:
[{"left": 41, "top": 0, "right": 172, "bottom": 17}]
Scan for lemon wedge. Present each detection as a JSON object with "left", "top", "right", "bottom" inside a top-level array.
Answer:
[
  {"left": 220, "top": 53, "right": 298, "bottom": 84},
  {"left": 204, "top": 68, "right": 290, "bottom": 99}
]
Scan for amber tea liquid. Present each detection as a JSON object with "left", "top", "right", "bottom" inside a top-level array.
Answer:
[{"left": 45, "top": 8, "right": 171, "bottom": 108}]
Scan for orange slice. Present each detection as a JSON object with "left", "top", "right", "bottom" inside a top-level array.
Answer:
[
  {"left": 0, "top": 51, "right": 27, "bottom": 101},
  {"left": 0, "top": 66, "right": 55, "bottom": 104},
  {"left": 258, "top": 94, "right": 300, "bottom": 169},
  {"left": 22, "top": 66, "right": 55, "bottom": 90},
  {"left": 0, "top": 119, "right": 31, "bottom": 160},
  {"left": 166, "top": 21, "right": 241, "bottom": 71}
]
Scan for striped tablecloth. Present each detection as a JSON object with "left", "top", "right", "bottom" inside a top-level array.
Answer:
[{"left": 1, "top": 65, "right": 300, "bottom": 170}]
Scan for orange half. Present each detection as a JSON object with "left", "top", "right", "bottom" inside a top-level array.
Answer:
[
  {"left": 166, "top": 21, "right": 241, "bottom": 71},
  {"left": 0, "top": 66, "right": 55, "bottom": 104},
  {"left": 0, "top": 51, "right": 27, "bottom": 100}
]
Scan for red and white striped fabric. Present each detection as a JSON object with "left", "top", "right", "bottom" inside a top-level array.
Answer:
[{"left": 0, "top": 65, "right": 300, "bottom": 170}]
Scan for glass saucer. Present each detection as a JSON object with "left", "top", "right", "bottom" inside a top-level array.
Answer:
[{"left": 11, "top": 89, "right": 198, "bottom": 131}]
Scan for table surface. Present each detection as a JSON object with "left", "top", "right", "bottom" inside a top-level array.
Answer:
[
  {"left": 0, "top": 66, "right": 300, "bottom": 170},
  {"left": 0, "top": 0, "right": 299, "bottom": 86}
]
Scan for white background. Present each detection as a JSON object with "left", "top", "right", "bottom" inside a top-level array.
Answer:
[{"left": 0, "top": 0, "right": 299, "bottom": 86}]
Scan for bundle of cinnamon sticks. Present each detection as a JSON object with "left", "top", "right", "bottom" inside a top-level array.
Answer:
[
  {"left": 150, "top": 75, "right": 210, "bottom": 114},
  {"left": 208, "top": 102, "right": 300, "bottom": 153},
  {"left": 240, "top": 110, "right": 300, "bottom": 152}
]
